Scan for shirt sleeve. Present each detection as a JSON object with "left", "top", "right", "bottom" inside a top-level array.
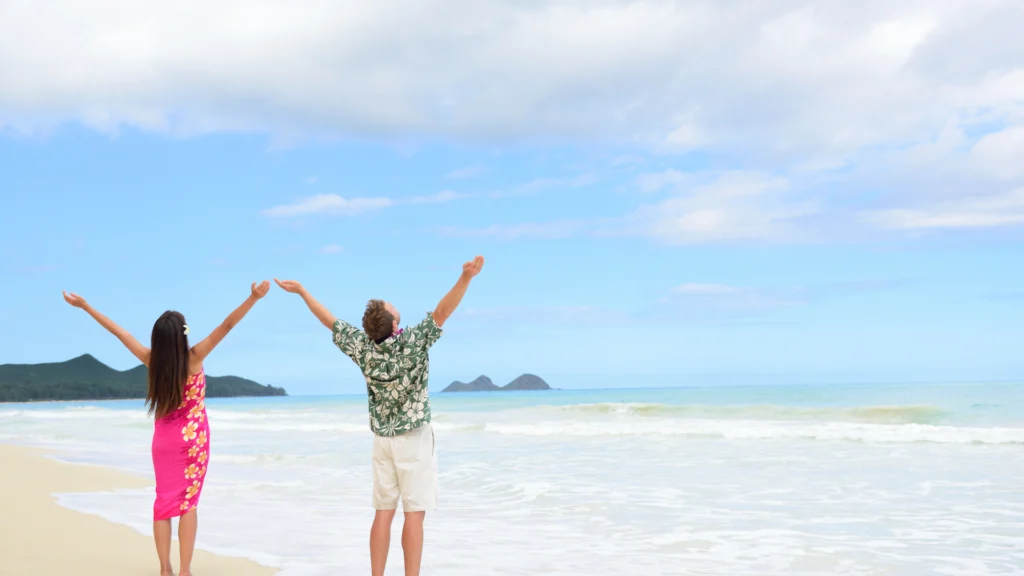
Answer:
[
  {"left": 405, "top": 312, "right": 444, "bottom": 351},
  {"left": 332, "top": 319, "right": 369, "bottom": 358}
]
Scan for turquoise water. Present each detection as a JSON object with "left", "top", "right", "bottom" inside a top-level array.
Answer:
[
  {"left": 18, "top": 379, "right": 1024, "bottom": 423},
  {"left": 3, "top": 381, "right": 1024, "bottom": 574}
]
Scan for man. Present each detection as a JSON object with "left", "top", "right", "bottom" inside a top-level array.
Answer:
[{"left": 275, "top": 255, "right": 484, "bottom": 576}]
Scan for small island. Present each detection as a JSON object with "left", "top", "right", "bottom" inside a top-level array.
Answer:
[
  {"left": 441, "top": 374, "right": 551, "bottom": 393},
  {"left": 0, "top": 354, "right": 287, "bottom": 402}
]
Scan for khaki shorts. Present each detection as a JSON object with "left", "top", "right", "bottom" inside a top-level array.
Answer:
[{"left": 372, "top": 423, "right": 437, "bottom": 512}]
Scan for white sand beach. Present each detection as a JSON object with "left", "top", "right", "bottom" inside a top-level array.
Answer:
[{"left": 0, "top": 444, "right": 277, "bottom": 575}]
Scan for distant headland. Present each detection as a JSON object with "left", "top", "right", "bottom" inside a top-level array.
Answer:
[
  {"left": 441, "top": 374, "right": 551, "bottom": 393},
  {"left": 0, "top": 354, "right": 287, "bottom": 403}
]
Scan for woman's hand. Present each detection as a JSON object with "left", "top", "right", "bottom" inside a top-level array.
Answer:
[
  {"left": 251, "top": 280, "right": 271, "bottom": 300},
  {"left": 61, "top": 291, "right": 150, "bottom": 364},
  {"left": 62, "top": 291, "right": 89, "bottom": 309},
  {"left": 193, "top": 280, "right": 271, "bottom": 363}
]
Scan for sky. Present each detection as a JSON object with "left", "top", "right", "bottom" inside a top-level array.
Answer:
[{"left": 1, "top": 0, "right": 1022, "bottom": 394}]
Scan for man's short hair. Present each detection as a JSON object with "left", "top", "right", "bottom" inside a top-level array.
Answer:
[{"left": 363, "top": 299, "right": 394, "bottom": 343}]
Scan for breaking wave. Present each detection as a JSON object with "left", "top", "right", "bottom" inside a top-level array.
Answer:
[
  {"left": 541, "top": 402, "right": 946, "bottom": 424},
  {"left": 485, "top": 420, "right": 1024, "bottom": 444}
]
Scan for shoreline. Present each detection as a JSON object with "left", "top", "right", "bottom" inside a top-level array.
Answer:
[
  {"left": 4, "top": 379, "right": 1022, "bottom": 408},
  {"left": 0, "top": 393, "right": 287, "bottom": 406},
  {"left": 0, "top": 444, "right": 278, "bottom": 575}
]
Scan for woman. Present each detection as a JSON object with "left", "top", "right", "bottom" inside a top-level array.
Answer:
[{"left": 63, "top": 281, "right": 270, "bottom": 576}]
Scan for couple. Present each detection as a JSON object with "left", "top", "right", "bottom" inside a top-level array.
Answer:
[{"left": 63, "top": 255, "right": 486, "bottom": 576}]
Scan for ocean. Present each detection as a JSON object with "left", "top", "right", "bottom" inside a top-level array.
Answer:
[{"left": 2, "top": 382, "right": 1023, "bottom": 575}]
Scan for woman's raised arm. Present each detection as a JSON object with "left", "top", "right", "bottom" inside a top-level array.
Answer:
[
  {"left": 63, "top": 291, "right": 151, "bottom": 366},
  {"left": 190, "top": 281, "right": 271, "bottom": 363}
]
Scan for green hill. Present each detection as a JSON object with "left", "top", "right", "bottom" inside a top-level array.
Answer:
[
  {"left": 442, "top": 376, "right": 500, "bottom": 393},
  {"left": 0, "top": 354, "right": 287, "bottom": 402},
  {"left": 442, "top": 374, "right": 551, "bottom": 392}
]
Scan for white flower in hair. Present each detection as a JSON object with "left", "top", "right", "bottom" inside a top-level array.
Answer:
[{"left": 183, "top": 324, "right": 190, "bottom": 335}]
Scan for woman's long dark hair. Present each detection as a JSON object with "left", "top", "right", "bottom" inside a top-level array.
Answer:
[{"left": 148, "top": 311, "right": 190, "bottom": 419}]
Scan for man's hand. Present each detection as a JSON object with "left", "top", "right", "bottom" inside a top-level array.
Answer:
[
  {"left": 275, "top": 279, "right": 335, "bottom": 330},
  {"left": 62, "top": 291, "right": 88, "bottom": 309},
  {"left": 434, "top": 255, "right": 485, "bottom": 328},
  {"left": 251, "top": 281, "right": 271, "bottom": 300},
  {"left": 274, "top": 279, "right": 305, "bottom": 295},
  {"left": 461, "top": 256, "right": 485, "bottom": 279}
]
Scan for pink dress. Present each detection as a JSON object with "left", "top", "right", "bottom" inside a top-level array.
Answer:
[{"left": 151, "top": 370, "right": 210, "bottom": 520}]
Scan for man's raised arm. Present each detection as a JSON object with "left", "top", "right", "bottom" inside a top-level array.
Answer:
[
  {"left": 275, "top": 279, "right": 337, "bottom": 330},
  {"left": 432, "top": 256, "right": 484, "bottom": 328}
]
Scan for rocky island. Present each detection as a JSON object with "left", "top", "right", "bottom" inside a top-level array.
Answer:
[
  {"left": 0, "top": 354, "right": 287, "bottom": 402},
  {"left": 441, "top": 374, "right": 551, "bottom": 393}
]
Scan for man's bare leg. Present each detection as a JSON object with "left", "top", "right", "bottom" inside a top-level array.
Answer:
[
  {"left": 402, "top": 511, "right": 425, "bottom": 576},
  {"left": 371, "top": 509, "right": 397, "bottom": 576}
]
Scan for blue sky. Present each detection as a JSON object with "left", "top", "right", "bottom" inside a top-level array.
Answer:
[{"left": 1, "top": 1, "right": 1022, "bottom": 394}]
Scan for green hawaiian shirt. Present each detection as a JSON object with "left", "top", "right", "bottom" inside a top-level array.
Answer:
[{"left": 332, "top": 313, "right": 443, "bottom": 437}]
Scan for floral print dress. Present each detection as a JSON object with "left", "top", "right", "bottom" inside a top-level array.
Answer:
[{"left": 151, "top": 370, "right": 210, "bottom": 520}]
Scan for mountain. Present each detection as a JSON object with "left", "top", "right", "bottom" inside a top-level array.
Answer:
[
  {"left": 441, "top": 374, "right": 551, "bottom": 393},
  {"left": 0, "top": 354, "right": 287, "bottom": 402},
  {"left": 502, "top": 374, "right": 551, "bottom": 391},
  {"left": 441, "top": 375, "right": 499, "bottom": 393}
]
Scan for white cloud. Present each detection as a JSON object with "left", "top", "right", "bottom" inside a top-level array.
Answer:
[
  {"left": 263, "top": 188, "right": 469, "bottom": 218},
  {"left": 512, "top": 173, "right": 596, "bottom": 196},
  {"left": 479, "top": 173, "right": 598, "bottom": 200},
  {"left": 441, "top": 172, "right": 817, "bottom": 244},
  {"left": 660, "top": 279, "right": 905, "bottom": 321},
  {"left": 408, "top": 190, "right": 471, "bottom": 204},
  {"left": 438, "top": 220, "right": 590, "bottom": 239},
  {"left": 611, "top": 154, "right": 648, "bottom": 167},
  {"left": 447, "top": 166, "right": 485, "bottom": 179},
  {"left": 674, "top": 283, "right": 742, "bottom": 295},
  {"left": 262, "top": 194, "right": 394, "bottom": 218},
  {"left": 661, "top": 283, "right": 801, "bottom": 319},
  {"left": 320, "top": 244, "right": 344, "bottom": 254},
  {"left": 636, "top": 169, "right": 687, "bottom": 193},
  {"left": 4, "top": 1, "right": 1024, "bottom": 240},
  {"left": 3, "top": 0, "right": 1018, "bottom": 159},
  {"left": 463, "top": 305, "right": 622, "bottom": 325},
  {"left": 970, "top": 125, "right": 1024, "bottom": 181},
  {"left": 863, "top": 189, "right": 1024, "bottom": 229},
  {"left": 860, "top": 17, "right": 936, "bottom": 65},
  {"left": 626, "top": 171, "right": 820, "bottom": 244},
  {"left": 664, "top": 122, "right": 704, "bottom": 151}
]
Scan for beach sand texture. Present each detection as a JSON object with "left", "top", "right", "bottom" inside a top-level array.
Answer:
[{"left": 0, "top": 444, "right": 277, "bottom": 575}]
